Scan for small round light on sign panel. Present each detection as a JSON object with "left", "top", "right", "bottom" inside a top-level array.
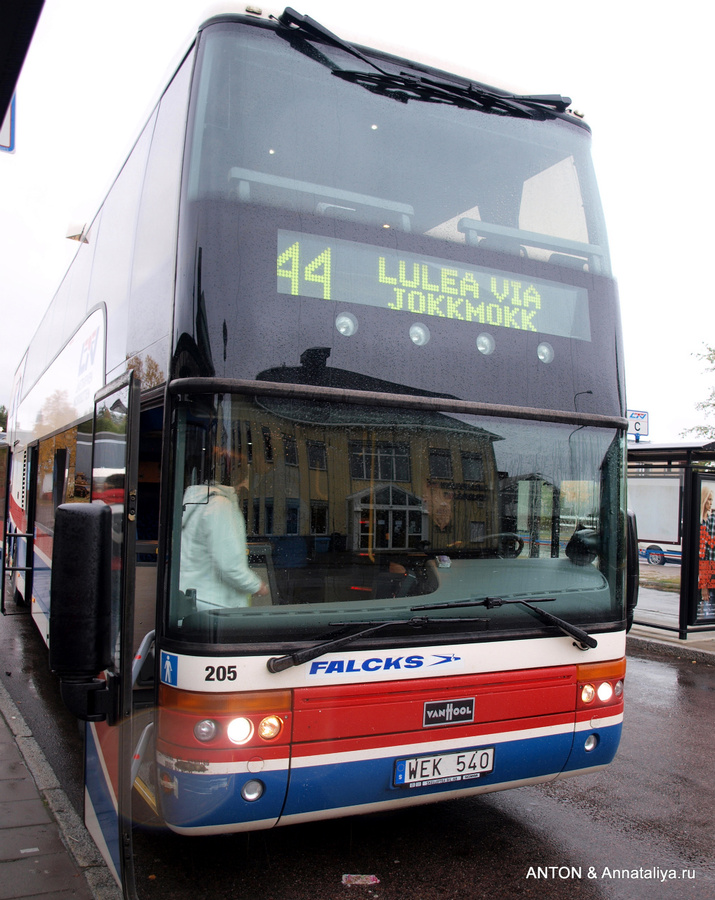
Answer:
[
  {"left": 336, "top": 312, "right": 358, "bottom": 336},
  {"left": 476, "top": 333, "right": 495, "bottom": 356},
  {"left": 409, "top": 323, "right": 430, "bottom": 346}
]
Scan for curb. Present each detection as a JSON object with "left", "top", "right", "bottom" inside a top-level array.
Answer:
[
  {"left": 0, "top": 678, "right": 121, "bottom": 900},
  {"left": 626, "top": 633, "right": 715, "bottom": 665}
]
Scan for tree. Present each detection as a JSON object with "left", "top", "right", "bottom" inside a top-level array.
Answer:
[
  {"left": 0, "top": 404, "right": 6, "bottom": 431},
  {"left": 682, "top": 344, "right": 715, "bottom": 440}
]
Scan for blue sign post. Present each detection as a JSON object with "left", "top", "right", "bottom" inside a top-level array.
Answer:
[{"left": 627, "top": 409, "right": 649, "bottom": 442}]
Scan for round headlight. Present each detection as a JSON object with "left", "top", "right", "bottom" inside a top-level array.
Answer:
[
  {"left": 227, "top": 717, "right": 254, "bottom": 745},
  {"left": 537, "top": 342, "right": 555, "bottom": 364},
  {"left": 614, "top": 680, "right": 624, "bottom": 698},
  {"left": 597, "top": 682, "right": 614, "bottom": 702},
  {"left": 581, "top": 684, "right": 596, "bottom": 703},
  {"left": 258, "top": 715, "right": 283, "bottom": 741},
  {"left": 194, "top": 719, "right": 218, "bottom": 742}
]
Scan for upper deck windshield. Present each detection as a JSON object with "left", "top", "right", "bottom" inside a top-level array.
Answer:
[{"left": 175, "top": 19, "right": 623, "bottom": 416}]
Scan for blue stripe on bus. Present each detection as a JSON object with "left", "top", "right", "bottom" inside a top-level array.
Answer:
[
  {"left": 157, "top": 767, "right": 290, "bottom": 829},
  {"left": 560, "top": 721, "right": 622, "bottom": 773},
  {"left": 84, "top": 724, "right": 122, "bottom": 877},
  {"left": 157, "top": 724, "right": 621, "bottom": 830},
  {"left": 283, "top": 730, "right": 575, "bottom": 818}
]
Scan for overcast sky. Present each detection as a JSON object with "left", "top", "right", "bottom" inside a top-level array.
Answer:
[{"left": 1, "top": 0, "right": 712, "bottom": 443}]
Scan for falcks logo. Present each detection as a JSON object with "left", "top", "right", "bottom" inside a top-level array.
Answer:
[{"left": 308, "top": 653, "right": 462, "bottom": 675}]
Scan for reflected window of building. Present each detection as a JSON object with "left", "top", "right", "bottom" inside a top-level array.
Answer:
[
  {"left": 307, "top": 441, "right": 327, "bottom": 470},
  {"left": 429, "top": 448, "right": 453, "bottom": 480},
  {"left": 349, "top": 441, "right": 411, "bottom": 482},
  {"left": 283, "top": 434, "right": 298, "bottom": 466},
  {"left": 462, "top": 452, "right": 485, "bottom": 483}
]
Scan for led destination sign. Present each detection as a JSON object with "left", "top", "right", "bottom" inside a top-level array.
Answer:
[{"left": 277, "top": 230, "right": 591, "bottom": 341}]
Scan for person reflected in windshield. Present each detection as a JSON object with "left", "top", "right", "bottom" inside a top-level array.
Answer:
[{"left": 180, "top": 449, "right": 268, "bottom": 610}]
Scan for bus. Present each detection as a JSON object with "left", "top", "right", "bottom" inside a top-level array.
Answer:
[{"left": 3, "top": 6, "right": 638, "bottom": 892}]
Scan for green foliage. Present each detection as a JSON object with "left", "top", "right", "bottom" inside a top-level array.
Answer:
[
  {"left": 682, "top": 344, "right": 715, "bottom": 440},
  {"left": 0, "top": 404, "right": 6, "bottom": 431}
]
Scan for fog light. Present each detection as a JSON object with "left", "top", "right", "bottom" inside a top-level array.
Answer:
[
  {"left": 194, "top": 719, "right": 218, "bottom": 742},
  {"left": 597, "top": 682, "right": 614, "bottom": 702},
  {"left": 258, "top": 715, "right": 283, "bottom": 740},
  {"left": 581, "top": 684, "right": 596, "bottom": 703},
  {"left": 584, "top": 734, "right": 599, "bottom": 752},
  {"left": 409, "top": 323, "right": 430, "bottom": 346},
  {"left": 241, "top": 779, "right": 265, "bottom": 802},
  {"left": 227, "top": 717, "right": 254, "bottom": 745}
]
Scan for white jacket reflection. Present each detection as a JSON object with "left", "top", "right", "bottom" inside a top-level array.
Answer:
[{"left": 180, "top": 484, "right": 262, "bottom": 609}]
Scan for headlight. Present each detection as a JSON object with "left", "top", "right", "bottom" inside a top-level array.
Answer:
[
  {"left": 227, "top": 717, "right": 254, "bottom": 745},
  {"left": 597, "top": 682, "right": 614, "bottom": 702},
  {"left": 581, "top": 684, "right": 596, "bottom": 703},
  {"left": 258, "top": 715, "right": 283, "bottom": 740},
  {"left": 194, "top": 719, "right": 218, "bottom": 742}
]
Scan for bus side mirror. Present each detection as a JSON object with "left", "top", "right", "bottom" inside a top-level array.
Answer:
[
  {"left": 626, "top": 509, "right": 639, "bottom": 631},
  {"left": 49, "top": 503, "right": 117, "bottom": 721}
]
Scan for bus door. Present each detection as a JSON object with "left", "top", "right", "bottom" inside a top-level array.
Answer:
[
  {"left": 50, "top": 371, "right": 141, "bottom": 898},
  {"left": 0, "top": 439, "right": 8, "bottom": 612},
  {"left": 2, "top": 443, "right": 37, "bottom": 614}
]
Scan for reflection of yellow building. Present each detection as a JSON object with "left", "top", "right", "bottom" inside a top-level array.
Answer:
[
  {"left": 35, "top": 424, "right": 92, "bottom": 536},
  {"left": 221, "top": 396, "right": 499, "bottom": 555}
]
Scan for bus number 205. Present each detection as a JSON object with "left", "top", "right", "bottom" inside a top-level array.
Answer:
[{"left": 205, "top": 665, "right": 238, "bottom": 682}]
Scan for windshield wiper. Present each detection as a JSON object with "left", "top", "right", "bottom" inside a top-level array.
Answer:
[
  {"left": 333, "top": 70, "right": 570, "bottom": 118},
  {"left": 266, "top": 615, "right": 487, "bottom": 673},
  {"left": 276, "top": 8, "right": 570, "bottom": 119},
  {"left": 277, "top": 7, "right": 392, "bottom": 75},
  {"left": 412, "top": 597, "right": 597, "bottom": 651}
]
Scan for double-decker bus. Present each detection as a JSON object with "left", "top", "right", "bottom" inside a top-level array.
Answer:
[{"left": 3, "top": 6, "right": 638, "bottom": 892}]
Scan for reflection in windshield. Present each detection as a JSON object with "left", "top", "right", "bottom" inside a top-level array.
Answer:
[
  {"left": 169, "top": 391, "right": 624, "bottom": 642},
  {"left": 189, "top": 25, "right": 608, "bottom": 271}
]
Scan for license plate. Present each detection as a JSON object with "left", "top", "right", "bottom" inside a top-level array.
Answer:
[{"left": 393, "top": 747, "right": 495, "bottom": 787}]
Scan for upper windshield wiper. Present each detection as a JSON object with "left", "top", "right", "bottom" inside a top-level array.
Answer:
[
  {"left": 412, "top": 597, "right": 597, "bottom": 651},
  {"left": 276, "top": 8, "right": 571, "bottom": 119},
  {"left": 266, "top": 615, "right": 487, "bottom": 673},
  {"left": 333, "top": 70, "right": 570, "bottom": 118},
  {"left": 277, "top": 7, "right": 392, "bottom": 75}
]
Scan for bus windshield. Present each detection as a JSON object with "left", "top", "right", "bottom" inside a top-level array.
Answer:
[
  {"left": 175, "top": 20, "right": 622, "bottom": 417},
  {"left": 167, "top": 390, "right": 625, "bottom": 645},
  {"left": 167, "top": 16, "right": 626, "bottom": 647}
]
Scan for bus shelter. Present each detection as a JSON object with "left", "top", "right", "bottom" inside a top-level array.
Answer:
[{"left": 628, "top": 441, "right": 715, "bottom": 640}]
